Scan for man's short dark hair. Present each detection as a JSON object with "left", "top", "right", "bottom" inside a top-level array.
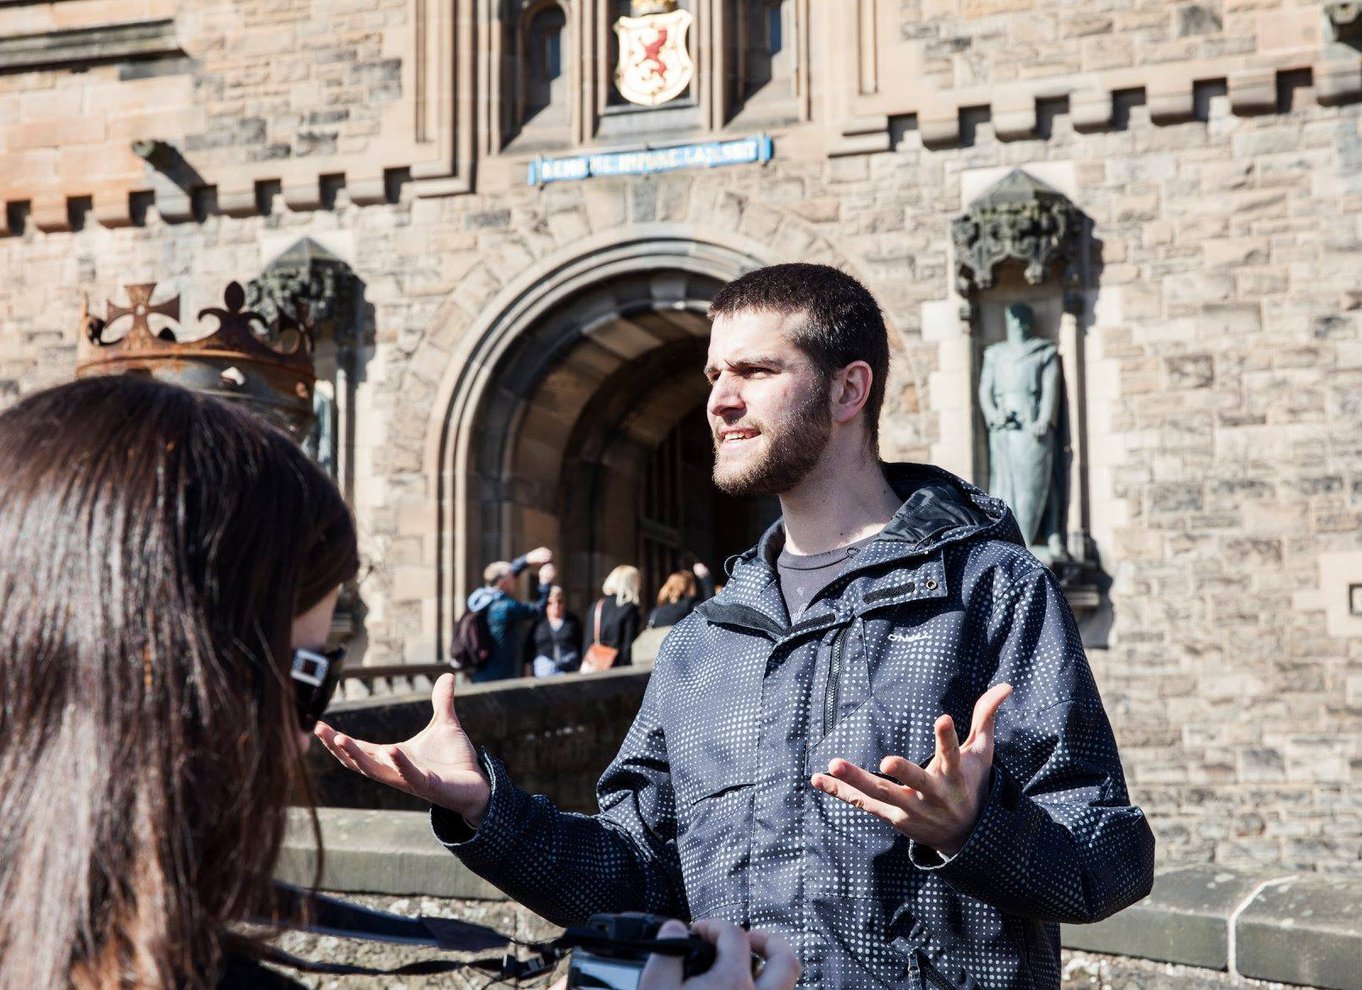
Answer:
[{"left": 708, "top": 263, "right": 889, "bottom": 451}]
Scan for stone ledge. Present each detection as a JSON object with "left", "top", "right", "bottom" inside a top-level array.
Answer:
[
  {"left": 278, "top": 807, "right": 506, "bottom": 901},
  {"left": 0, "top": 19, "right": 180, "bottom": 75},
  {"left": 1235, "top": 875, "right": 1362, "bottom": 990},
  {"left": 279, "top": 822, "right": 1362, "bottom": 990},
  {"left": 1061, "top": 865, "right": 1362, "bottom": 990},
  {"left": 1061, "top": 866, "right": 1258, "bottom": 971}
]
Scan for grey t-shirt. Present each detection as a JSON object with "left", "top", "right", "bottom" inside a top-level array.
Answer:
[{"left": 776, "top": 532, "right": 879, "bottom": 620}]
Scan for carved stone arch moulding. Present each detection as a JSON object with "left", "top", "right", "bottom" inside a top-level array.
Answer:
[{"left": 399, "top": 204, "right": 879, "bottom": 661}]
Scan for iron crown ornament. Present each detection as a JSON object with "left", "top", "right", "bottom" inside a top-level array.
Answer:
[{"left": 77, "top": 281, "right": 318, "bottom": 436}]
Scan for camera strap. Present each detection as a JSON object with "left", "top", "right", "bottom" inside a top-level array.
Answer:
[
  {"left": 258, "top": 885, "right": 710, "bottom": 982},
  {"left": 256, "top": 883, "right": 563, "bottom": 980}
]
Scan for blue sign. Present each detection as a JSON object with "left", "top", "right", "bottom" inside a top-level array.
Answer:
[{"left": 529, "top": 134, "right": 773, "bottom": 185}]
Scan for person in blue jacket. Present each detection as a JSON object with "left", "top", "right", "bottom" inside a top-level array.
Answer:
[
  {"left": 465, "top": 548, "right": 555, "bottom": 682},
  {"left": 317, "top": 264, "right": 1155, "bottom": 989}
]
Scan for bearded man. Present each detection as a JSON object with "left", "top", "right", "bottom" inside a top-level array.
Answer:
[{"left": 316, "top": 264, "right": 1155, "bottom": 990}]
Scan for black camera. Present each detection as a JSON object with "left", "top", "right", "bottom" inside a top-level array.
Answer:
[{"left": 564, "top": 913, "right": 716, "bottom": 990}]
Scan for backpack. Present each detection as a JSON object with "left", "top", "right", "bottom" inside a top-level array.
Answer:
[{"left": 449, "top": 605, "right": 495, "bottom": 672}]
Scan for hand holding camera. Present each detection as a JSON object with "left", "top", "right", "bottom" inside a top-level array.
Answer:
[
  {"left": 640, "top": 919, "right": 798, "bottom": 990},
  {"left": 562, "top": 914, "right": 799, "bottom": 990}
]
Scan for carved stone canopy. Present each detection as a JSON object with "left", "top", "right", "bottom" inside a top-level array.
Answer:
[
  {"left": 245, "top": 238, "right": 359, "bottom": 341},
  {"left": 951, "top": 169, "right": 1084, "bottom": 297}
]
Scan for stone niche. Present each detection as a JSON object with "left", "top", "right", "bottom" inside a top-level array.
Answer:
[
  {"left": 950, "top": 168, "right": 1105, "bottom": 622},
  {"left": 246, "top": 238, "right": 370, "bottom": 649}
]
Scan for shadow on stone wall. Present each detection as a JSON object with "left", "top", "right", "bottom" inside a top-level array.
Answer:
[{"left": 307, "top": 666, "right": 651, "bottom": 814}]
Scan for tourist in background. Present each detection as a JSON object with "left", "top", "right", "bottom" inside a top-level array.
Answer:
[
  {"left": 525, "top": 586, "right": 584, "bottom": 677},
  {"left": 647, "top": 569, "right": 701, "bottom": 629},
  {"left": 0, "top": 376, "right": 359, "bottom": 990},
  {"left": 465, "top": 549, "right": 555, "bottom": 682},
  {"left": 681, "top": 551, "right": 716, "bottom": 601},
  {"left": 583, "top": 564, "right": 641, "bottom": 669}
]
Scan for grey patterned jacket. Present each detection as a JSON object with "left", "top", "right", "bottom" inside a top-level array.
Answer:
[{"left": 436, "top": 463, "right": 1155, "bottom": 989}]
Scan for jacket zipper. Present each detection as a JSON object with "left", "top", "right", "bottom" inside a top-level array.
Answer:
[
  {"left": 822, "top": 624, "right": 851, "bottom": 737},
  {"left": 917, "top": 953, "right": 956, "bottom": 990}
]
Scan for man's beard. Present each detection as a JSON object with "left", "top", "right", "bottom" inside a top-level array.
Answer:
[{"left": 712, "top": 381, "right": 832, "bottom": 497}]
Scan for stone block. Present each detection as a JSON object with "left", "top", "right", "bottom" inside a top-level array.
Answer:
[
  {"left": 1056, "top": 866, "right": 1258, "bottom": 969},
  {"left": 992, "top": 95, "right": 1037, "bottom": 141},
  {"left": 1082, "top": 35, "right": 1135, "bottom": 72},
  {"left": 347, "top": 173, "right": 388, "bottom": 206},
  {"left": 1175, "top": 4, "right": 1223, "bottom": 37},
  {"left": 1257, "top": 8, "right": 1321, "bottom": 51},
  {"left": 1202, "top": 237, "right": 1269, "bottom": 268},
  {"left": 17, "top": 86, "right": 82, "bottom": 122},
  {"left": 1070, "top": 89, "right": 1113, "bottom": 132},
  {"left": 961, "top": 0, "right": 1032, "bottom": 14},
  {"left": 1237, "top": 876, "right": 1362, "bottom": 989},
  {"left": 1147, "top": 80, "right": 1196, "bottom": 124},
  {"left": 152, "top": 186, "right": 193, "bottom": 224},
  {"left": 1228, "top": 68, "right": 1278, "bottom": 116},
  {"left": 546, "top": 207, "right": 590, "bottom": 246},
  {"left": 0, "top": 145, "right": 59, "bottom": 192},
  {"left": 6, "top": 115, "right": 105, "bottom": 150},
  {"left": 281, "top": 176, "right": 322, "bottom": 212},
  {"left": 1165, "top": 353, "right": 1214, "bottom": 388},
  {"left": 580, "top": 180, "right": 628, "bottom": 232},
  {"left": 92, "top": 187, "right": 133, "bottom": 227},
  {"left": 1200, "top": 303, "right": 1262, "bottom": 336},
  {"left": 1316, "top": 56, "right": 1362, "bottom": 106},
  {"left": 215, "top": 183, "right": 259, "bottom": 217},
  {"left": 30, "top": 196, "right": 72, "bottom": 232},
  {"left": 919, "top": 110, "right": 962, "bottom": 148}
]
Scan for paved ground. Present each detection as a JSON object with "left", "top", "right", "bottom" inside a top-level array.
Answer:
[
  {"left": 1063, "top": 952, "right": 1315, "bottom": 990},
  {"left": 248, "top": 894, "right": 1324, "bottom": 989}
]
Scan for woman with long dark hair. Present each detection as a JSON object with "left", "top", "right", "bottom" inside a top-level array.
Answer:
[{"left": 0, "top": 375, "right": 359, "bottom": 989}]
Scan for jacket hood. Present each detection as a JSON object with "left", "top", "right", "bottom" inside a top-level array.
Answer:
[
  {"left": 737, "top": 462, "right": 1023, "bottom": 575},
  {"left": 467, "top": 586, "right": 502, "bottom": 611}
]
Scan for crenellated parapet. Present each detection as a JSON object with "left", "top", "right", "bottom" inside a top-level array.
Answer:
[{"left": 1, "top": 0, "right": 1360, "bottom": 233}]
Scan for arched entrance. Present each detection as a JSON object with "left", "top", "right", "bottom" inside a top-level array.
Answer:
[{"left": 430, "top": 233, "right": 781, "bottom": 645}]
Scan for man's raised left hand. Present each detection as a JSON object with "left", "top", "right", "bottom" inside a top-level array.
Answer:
[{"left": 812, "top": 683, "right": 1013, "bottom": 857}]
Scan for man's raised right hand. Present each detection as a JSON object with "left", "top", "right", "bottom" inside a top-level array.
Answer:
[{"left": 314, "top": 672, "right": 493, "bottom": 825}]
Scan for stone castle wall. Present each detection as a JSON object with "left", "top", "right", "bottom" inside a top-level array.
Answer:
[{"left": 3, "top": 0, "right": 1362, "bottom": 872}]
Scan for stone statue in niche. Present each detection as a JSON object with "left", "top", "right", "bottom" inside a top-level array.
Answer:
[{"left": 978, "top": 302, "right": 1071, "bottom": 560}]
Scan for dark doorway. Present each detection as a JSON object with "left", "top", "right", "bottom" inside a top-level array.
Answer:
[{"left": 638, "top": 405, "right": 780, "bottom": 601}]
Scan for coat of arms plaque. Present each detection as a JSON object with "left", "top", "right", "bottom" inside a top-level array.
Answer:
[{"left": 613, "top": 0, "right": 694, "bottom": 108}]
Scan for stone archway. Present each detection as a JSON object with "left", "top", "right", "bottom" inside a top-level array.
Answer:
[
  {"left": 421, "top": 228, "right": 775, "bottom": 650},
  {"left": 388, "top": 197, "right": 889, "bottom": 660}
]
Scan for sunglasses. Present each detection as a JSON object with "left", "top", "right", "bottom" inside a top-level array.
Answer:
[{"left": 290, "top": 645, "right": 346, "bottom": 731}]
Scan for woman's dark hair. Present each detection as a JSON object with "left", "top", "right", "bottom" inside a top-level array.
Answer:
[
  {"left": 708, "top": 263, "right": 890, "bottom": 452},
  {"left": 0, "top": 376, "right": 359, "bottom": 989}
]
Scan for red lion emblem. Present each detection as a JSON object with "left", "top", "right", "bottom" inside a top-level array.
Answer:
[{"left": 639, "top": 28, "right": 668, "bottom": 80}]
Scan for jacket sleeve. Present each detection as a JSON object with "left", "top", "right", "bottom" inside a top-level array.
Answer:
[
  {"left": 501, "top": 580, "right": 550, "bottom": 624},
  {"left": 431, "top": 666, "right": 687, "bottom": 926},
  {"left": 908, "top": 565, "right": 1155, "bottom": 924}
]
